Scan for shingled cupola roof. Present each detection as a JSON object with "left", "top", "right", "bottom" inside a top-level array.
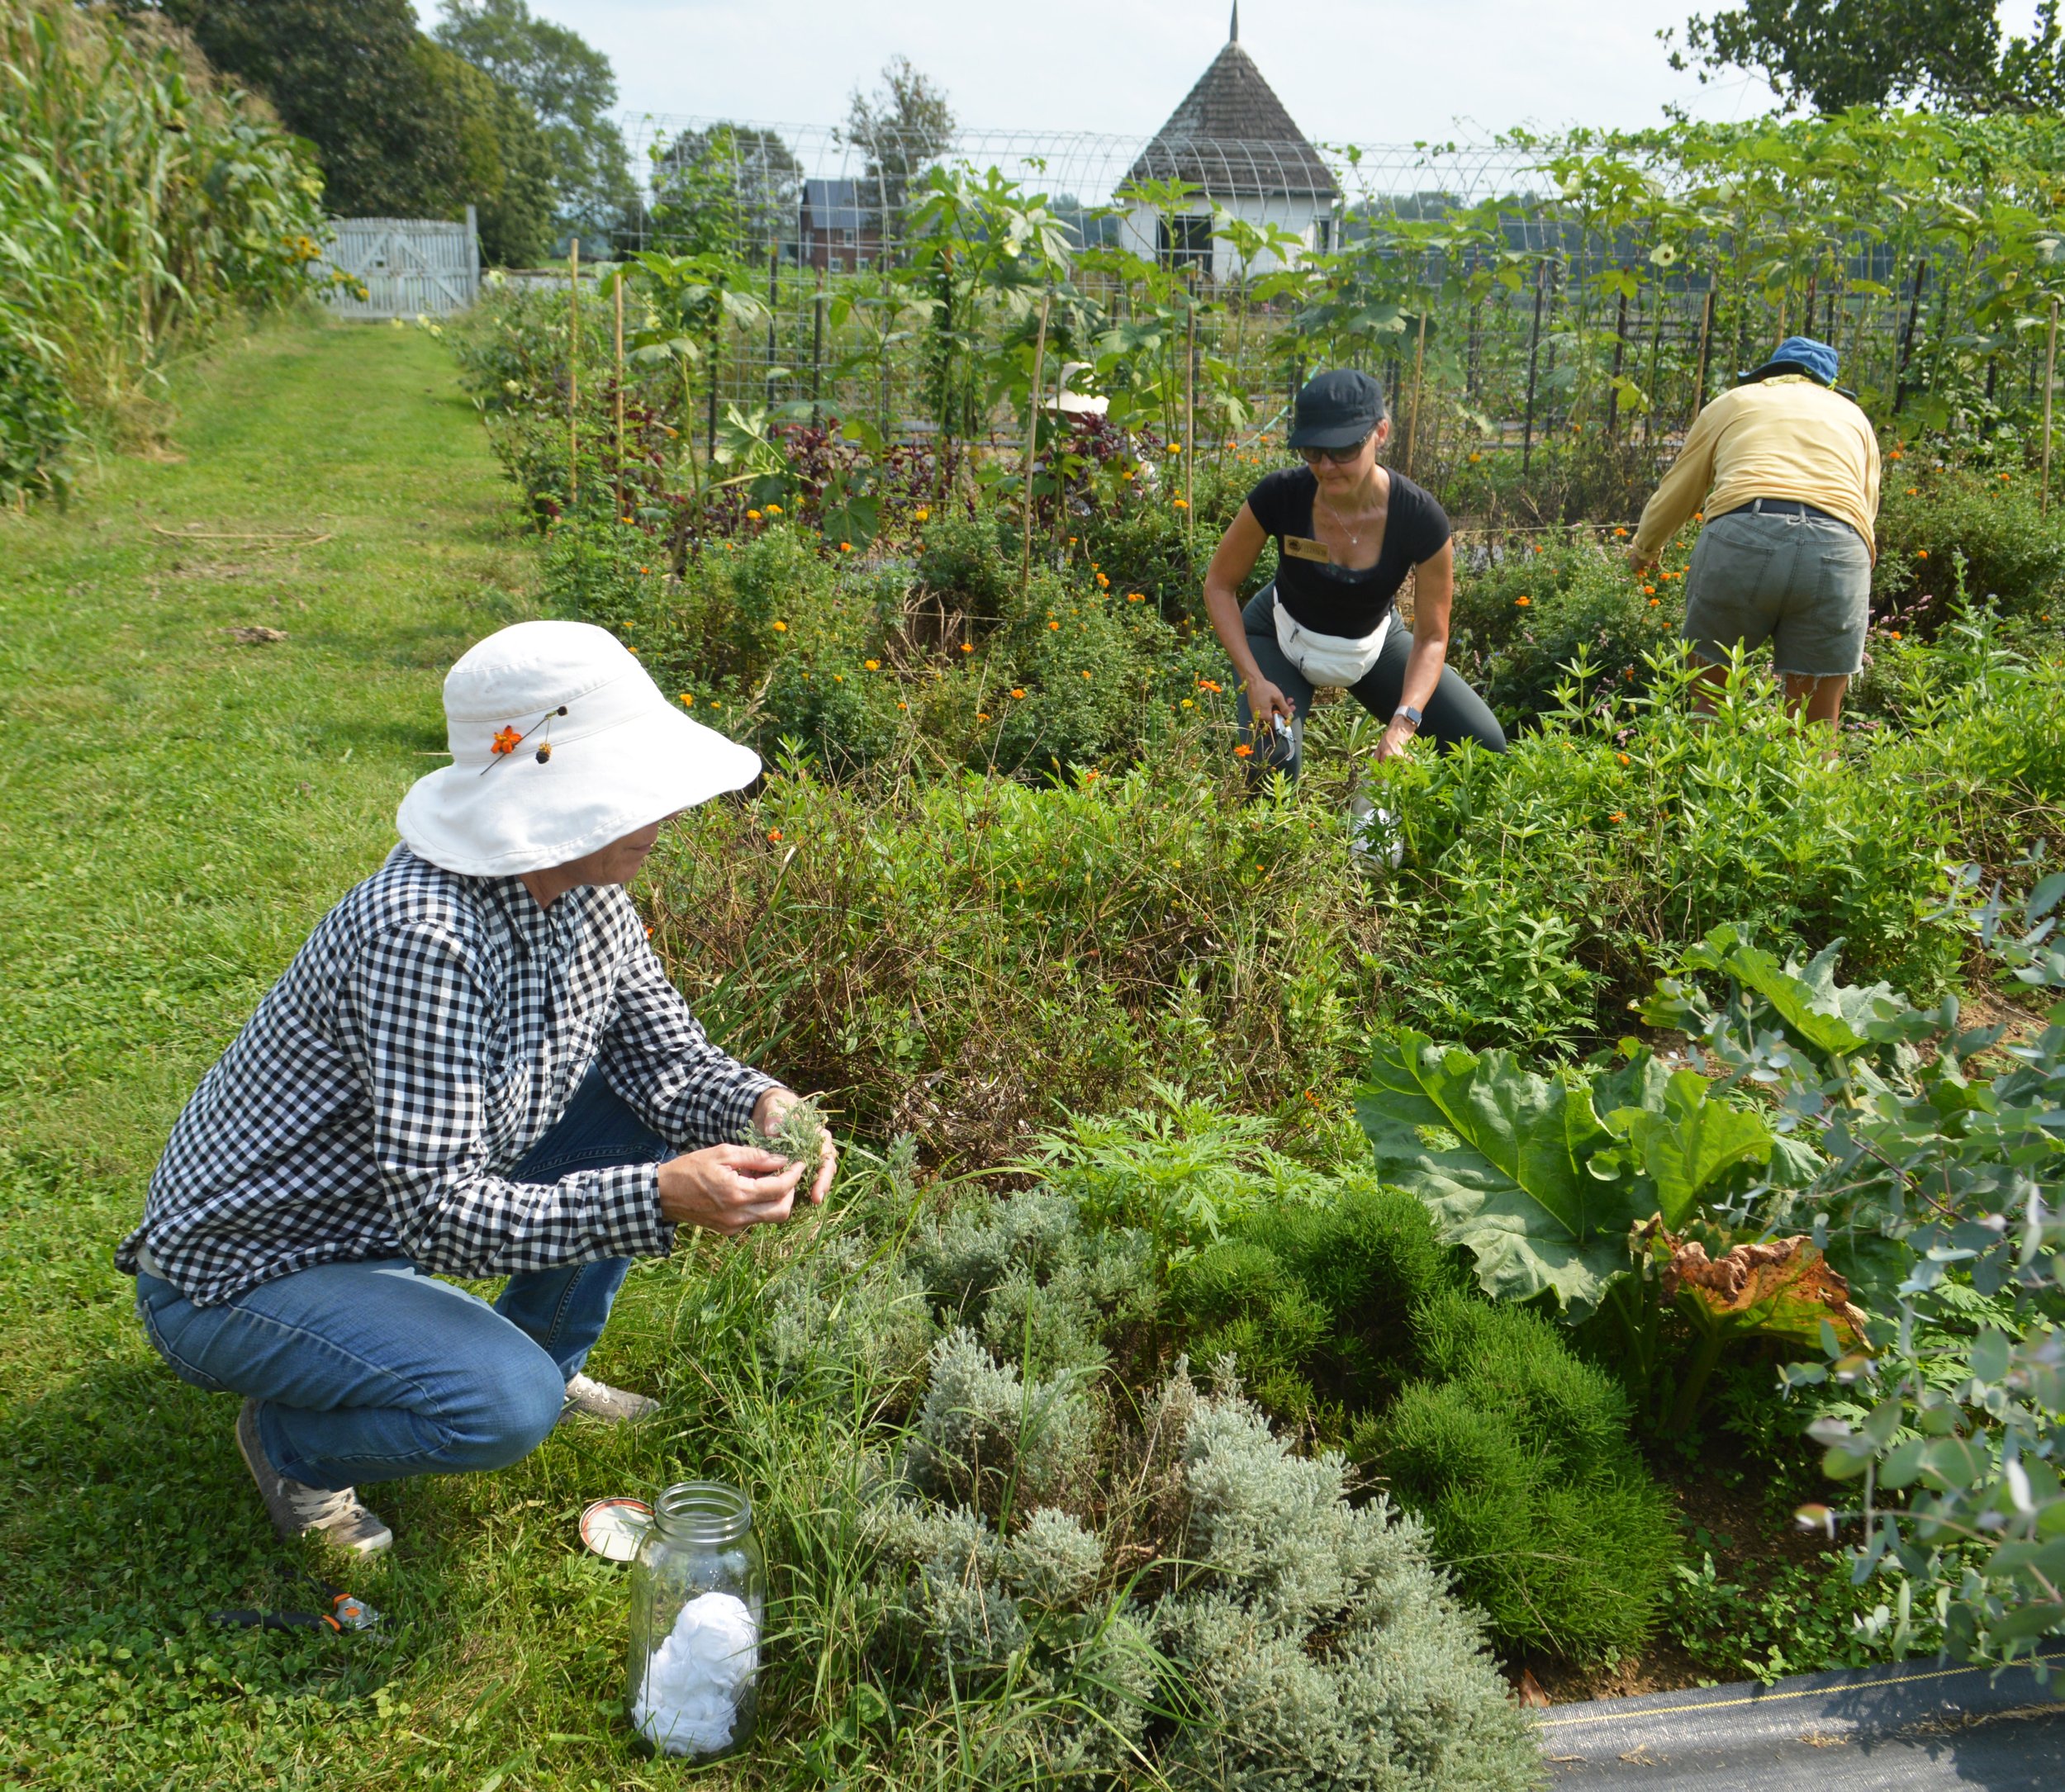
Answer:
[{"left": 1126, "top": 6, "right": 1337, "bottom": 201}]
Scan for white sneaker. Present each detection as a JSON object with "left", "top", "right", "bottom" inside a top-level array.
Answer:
[
  {"left": 561, "top": 1373, "right": 658, "bottom": 1425},
  {"left": 235, "top": 1398, "right": 392, "bottom": 1553}
]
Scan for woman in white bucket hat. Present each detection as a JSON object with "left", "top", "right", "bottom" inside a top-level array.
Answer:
[{"left": 118, "top": 621, "right": 831, "bottom": 1554}]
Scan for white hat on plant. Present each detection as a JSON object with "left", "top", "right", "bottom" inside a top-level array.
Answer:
[{"left": 397, "top": 620, "right": 759, "bottom": 877}]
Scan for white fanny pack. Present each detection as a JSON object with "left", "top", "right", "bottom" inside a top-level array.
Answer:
[{"left": 1273, "top": 594, "right": 1393, "bottom": 688}]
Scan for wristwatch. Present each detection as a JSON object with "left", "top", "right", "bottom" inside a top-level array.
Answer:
[{"left": 1393, "top": 704, "right": 1423, "bottom": 729}]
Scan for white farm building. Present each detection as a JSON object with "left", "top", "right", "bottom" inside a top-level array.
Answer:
[{"left": 1114, "top": 7, "right": 1339, "bottom": 282}]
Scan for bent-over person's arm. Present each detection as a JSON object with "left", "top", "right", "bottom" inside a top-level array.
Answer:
[{"left": 1631, "top": 401, "right": 1726, "bottom": 567}]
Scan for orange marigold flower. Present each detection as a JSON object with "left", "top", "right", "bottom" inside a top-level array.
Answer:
[
  {"left": 1649, "top": 597, "right": 1660, "bottom": 607},
  {"left": 1048, "top": 620, "right": 1061, "bottom": 631},
  {"left": 1609, "top": 811, "right": 1625, "bottom": 823},
  {"left": 1917, "top": 548, "right": 1930, "bottom": 558},
  {"left": 1233, "top": 743, "right": 1254, "bottom": 757},
  {"left": 747, "top": 510, "right": 762, "bottom": 521},
  {"left": 977, "top": 712, "right": 991, "bottom": 722},
  {"left": 1889, "top": 628, "right": 1904, "bottom": 640},
  {"left": 1085, "top": 770, "right": 1099, "bottom": 780},
  {"left": 1009, "top": 687, "right": 1026, "bottom": 699},
  {"left": 767, "top": 829, "right": 782, "bottom": 841},
  {"left": 897, "top": 700, "right": 909, "bottom": 711},
  {"left": 1127, "top": 591, "right": 1145, "bottom": 602},
  {"left": 1516, "top": 595, "right": 1531, "bottom": 607},
  {"left": 1096, "top": 572, "right": 1109, "bottom": 586},
  {"left": 865, "top": 658, "right": 881, "bottom": 671},
  {"left": 1080, "top": 669, "right": 1092, "bottom": 680},
  {"left": 678, "top": 692, "right": 694, "bottom": 707},
  {"left": 1616, "top": 752, "right": 1631, "bottom": 766},
  {"left": 638, "top": 564, "right": 650, "bottom": 574},
  {"left": 1614, "top": 527, "right": 1629, "bottom": 537},
  {"left": 1642, "top": 585, "right": 1655, "bottom": 595},
  {"left": 772, "top": 619, "right": 788, "bottom": 632},
  {"left": 766, "top": 503, "right": 782, "bottom": 515},
  {"left": 491, "top": 726, "right": 522, "bottom": 755},
  {"left": 1173, "top": 498, "right": 1189, "bottom": 510},
  {"left": 958, "top": 642, "right": 972, "bottom": 653},
  {"left": 839, "top": 541, "right": 853, "bottom": 552}
]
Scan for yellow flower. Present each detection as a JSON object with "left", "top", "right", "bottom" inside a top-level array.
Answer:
[
  {"left": 679, "top": 693, "right": 694, "bottom": 706},
  {"left": 1166, "top": 442, "right": 1182, "bottom": 454},
  {"left": 1080, "top": 669, "right": 1092, "bottom": 680},
  {"left": 1180, "top": 698, "right": 1194, "bottom": 709},
  {"left": 766, "top": 503, "right": 782, "bottom": 515},
  {"left": 915, "top": 506, "right": 931, "bottom": 522},
  {"left": 865, "top": 658, "right": 881, "bottom": 671},
  {"left": 748, "top": 510, "right": 762, "bottom": 521},
  {"left": 977, "top": 711, "right": 990, "bottom": 722},
  {"left": 772, "top": 619, "right": 788, "bottom": 632},
  {"left": 1173, "top": 498, "right": 1189, "bottom": 510}
]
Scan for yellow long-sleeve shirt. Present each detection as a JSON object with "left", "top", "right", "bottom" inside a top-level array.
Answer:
[{"left": 1631, "top": 377, "right": 1882, "bottom": 563}]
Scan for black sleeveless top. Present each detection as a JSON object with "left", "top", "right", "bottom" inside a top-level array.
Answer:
[{"left": 1245, "top": 466, "right": 1452, "bottom": 639}]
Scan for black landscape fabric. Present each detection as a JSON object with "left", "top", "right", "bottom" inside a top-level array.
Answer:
[{"left": 1540, "top": 1652, "right": 2065, "bottom": 1789}]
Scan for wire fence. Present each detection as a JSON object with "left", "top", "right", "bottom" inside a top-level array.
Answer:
[{"left": 487, "top": 115, "right": 2063, "bottom": 524}]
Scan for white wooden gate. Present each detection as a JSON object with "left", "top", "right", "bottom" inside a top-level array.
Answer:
[{"left": 319, "top": 211, "right": 480, "bottom": 320}]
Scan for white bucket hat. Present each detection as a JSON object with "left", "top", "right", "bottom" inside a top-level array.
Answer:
[{"left": 396, "top": 620, "right": 760, "bottom": 876}]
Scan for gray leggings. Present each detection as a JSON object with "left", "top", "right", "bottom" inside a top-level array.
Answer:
[{"left": 1237, "top": 585, "right": 1507, "bottom": 778}]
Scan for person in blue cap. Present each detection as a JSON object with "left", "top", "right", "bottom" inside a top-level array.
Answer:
[
  {"left": 1202, "top": 368, "right": 1505, "bottom": 785},
  {"left": 1628, "top": 335, "right": 1881, "bottom": 729}
]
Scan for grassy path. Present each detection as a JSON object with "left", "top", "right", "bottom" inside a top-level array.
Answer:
[{"left": 0, "top": 320, "right": 665, "bottom": 1786}]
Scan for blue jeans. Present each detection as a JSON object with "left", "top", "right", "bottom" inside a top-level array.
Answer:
[{"left": 133, "top": 1065, "right": 669, "bottom": 1491}]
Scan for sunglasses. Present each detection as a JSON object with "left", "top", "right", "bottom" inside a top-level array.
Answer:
[{"left": 1298, "top": 438, "right": 1371, "bottom": 466}]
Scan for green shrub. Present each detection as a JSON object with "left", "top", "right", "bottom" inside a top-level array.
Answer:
[
  {"left": 1368, "top": 1292, "right": 1679, "bottom": 1660},
  {"left": 1873, "top": 464, "right": 2065, "bottom": 624},
  {"left": 648, "top": 758, "right": 1379, "bottom": 1163},
  {"left": 1449, "top": 533, "right": 1681, "bottom": 728},
  {"left": 1169, "top": 1184, "right": 1465, "bottom": 1419},
  {"left": 1374, "top": 671, "right": 1968, "bottom": 1045}
]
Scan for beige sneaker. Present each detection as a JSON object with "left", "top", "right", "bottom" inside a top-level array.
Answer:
[
  {"left": 561, "top": 1373, "right": 658, "bottom": 1424},
  {"left": 235, "top": 1398, "right": 392, "bottom": 1554}
]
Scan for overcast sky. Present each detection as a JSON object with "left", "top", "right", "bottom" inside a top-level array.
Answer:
[{"left": 418, "top": 1, "right": 2050, "bottom": 149}]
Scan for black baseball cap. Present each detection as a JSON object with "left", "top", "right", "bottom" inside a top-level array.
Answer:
[{"left": 1288, "top": 368, "right": 1386, "bottom": 449}]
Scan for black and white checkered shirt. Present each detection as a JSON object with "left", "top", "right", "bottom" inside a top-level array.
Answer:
[{"left": 116, "top": 845, "right": 774, "bottom": 1306}]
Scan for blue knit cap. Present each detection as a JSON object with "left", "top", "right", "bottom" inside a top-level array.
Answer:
[{"left": 1740, "top": 335, "right": 1840, "bottom": 388}]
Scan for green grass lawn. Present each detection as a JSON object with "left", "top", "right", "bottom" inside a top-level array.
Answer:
[{"left": 0, "top": 318, "right": 733, "bottom": 1788}]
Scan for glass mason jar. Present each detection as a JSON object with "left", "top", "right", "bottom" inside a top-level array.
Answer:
[{"left": 626, "top": 1481, "right": 765, "bottom": 1759}]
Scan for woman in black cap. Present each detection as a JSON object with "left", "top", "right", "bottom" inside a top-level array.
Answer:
[{"left": 1202, "top": 368, "right": 1504, "bottom": 780}]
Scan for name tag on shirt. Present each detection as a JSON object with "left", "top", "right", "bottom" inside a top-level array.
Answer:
[{"left": 1283, "top": 534, "right": 1332, "bottom": 564}]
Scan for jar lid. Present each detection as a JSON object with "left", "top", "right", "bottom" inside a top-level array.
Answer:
[
  {"left": 579, "top": 1496, "right": 653, "bottom": 1562},
  {"left": 653, "top": 1480, "right": 753, "bottom": 1544}
]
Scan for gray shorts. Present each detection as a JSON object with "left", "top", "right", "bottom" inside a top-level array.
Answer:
[{"left": 1682, "top": 505, "right": 1871, "bottom": 680}]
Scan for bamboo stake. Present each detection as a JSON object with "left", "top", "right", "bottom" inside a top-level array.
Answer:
[
  {"left": 567, "top": 238, "right": 580, "bottom": 506},
  {"left": 1521, "top": 263, "right": 1545, "bottom": 475},
  {"left": 613, "top": 269, "right": 624, "bottom": 518},
  {"left": 1020, "top": 290, "right": 1051, "bottom": 604},
  {"left": 2044, "top": 297, "right": 2058, "bottom": 518},
  {"left": 1691, "top": 277, "right": 1716, "bottom": 429},
  {"left": 1184, "top": 296, "right": 1197, "bottom": 557},
  {"left": 1407, "top": 303, "right": 1429, "bottom": 477}
]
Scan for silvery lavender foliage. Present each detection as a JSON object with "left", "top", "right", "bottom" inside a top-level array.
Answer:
[
  {"left": 901, "top": 1327, "right": 1098, "bottom": 1515},
  {"left": 867, "top": 1331, "right": 1539, "bottom": 1790},
  {"left": 765, "top": 1232, "right": 935, "bottom": 1394},
  {"left": 908, "top": 1190, "right": 1159, "bottom": 1373},
  {"left": 1153, "top": 1380, "right": 1540, "bottom": 1790}
]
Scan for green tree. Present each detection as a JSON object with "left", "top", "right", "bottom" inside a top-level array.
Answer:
[
  {"left": 650, "top": 124, "right": 803, "bottom": 258},
  {"left": 431, "top": 0, "right": 636, "bottom": 241},
  {"left": 416, "top": 42, "right": 554, "bottom": 266},
  {"left": 1666, "top": 0, "right": 2065, "bottom": 112},
  {"left": 163, "top": 0, "right": 447, "bottom": 215},
  {"left": 842, "top": 55, "right": 956, "bottom": 223}
]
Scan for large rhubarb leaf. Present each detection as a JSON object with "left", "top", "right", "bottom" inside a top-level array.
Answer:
[
  {"left": 1609, "top": 1068, "right": 1774, "bottom": 1230},
  {"left": 1642, "top": 1225, "right": 1869, "bottom": 1350},
  {"left": 1358, "top": 1031, "right": 1651, "bottom": 1316}
]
